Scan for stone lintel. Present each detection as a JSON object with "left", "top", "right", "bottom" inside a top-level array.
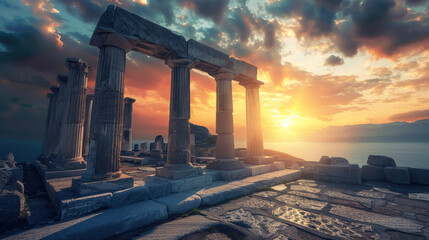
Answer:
[
  {"left": 187, "top": 39, "right": 229, "bottom": 70},
  {"left": 229, "top": 57, "right": 257, "bottom": 80},
  {"left": 72, "top": 174, "right": 134, "bottom": 196}
]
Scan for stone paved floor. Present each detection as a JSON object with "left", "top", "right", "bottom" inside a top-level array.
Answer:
[{"left": 194, "top": 180, "right": 429, "bottom": 240}]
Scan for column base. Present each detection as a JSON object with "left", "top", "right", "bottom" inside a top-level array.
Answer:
[
  {"left": 242, "top": 156, "right": 273, "bottom": 165},
  {"left": 206, "top": 159, "right": 245, "bottom": 171},
  {"left": 155, "top": 164, "right": 203, "bottom": 180},
  {"left": 47, "top": 156, "right": 87, "bottom": 171},
  {"left": 72, "top": 173, "right": 134, "bottom": 196}
]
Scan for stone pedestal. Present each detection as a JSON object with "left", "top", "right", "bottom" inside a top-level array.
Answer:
[
  {"left": 51, "top": 74, "right": 68, "bottom": 156},
  {"left": 121, "top": 97, "right": 135, "bottom": 153},
  {"left": 241, "top": 81, "right": 265, "bottom": 164},
  {"left": 82, "top": 94, "right": 93, "bottom": 157},
  {"left": 53, "top": 58, "right": 90, "bottom": 170},
  {"left": 156, "top": 57, "right": 202, "bottom": 180},
  {"left": 41, "top": 86, "right": 59, "bottom": 159},
  {"left": 206, "top": 68, "right": 244, "bottom": 171},
  {"left": 72, "top": 174, "right": 134, "bottom": 196}
]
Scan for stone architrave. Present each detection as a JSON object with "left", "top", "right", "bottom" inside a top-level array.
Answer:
[
  {"left": 240, "top": 80, "right": 265, "bottom": 163},
  {"left": 206, "top": 68, "right": 244, "bottom": 171},
  {"left": 156, "top": 57, "right": 202, "bottom": 180},
  {"left": 51, "top": 74, "right": 68, "bottom": 156},
  {"left": 82, "top": 94, "right": 94, "bottom": 157},
  {"left": 54, "top": 58, "right": 90, "bottom": 170},
  {"left": 121, "top": 97, "right": 136, "bottom": 153},
  {"left": 41, "top": 86, "right": 59, "bottom": 158}
]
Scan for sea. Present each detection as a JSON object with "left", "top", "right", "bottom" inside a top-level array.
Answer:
[{"left": 1, "top": 139, "right": 428, "bottom": 168}]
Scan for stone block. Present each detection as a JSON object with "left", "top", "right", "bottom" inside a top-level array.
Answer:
[
  {"left": 330, "top": 157, "right": 349, "bottom": 165},
  {"left": 229, "top": 57, "right": 257, "bottom": 79},
  {"left": 218, "top": 167, "right": 252, "bottom": 180},
  {"left": 197, "top": 181, "right": 256, "bottom": 207},
  {"left": 250, "top": 164, "right": 273, "bottom": 176},
  {"left": 385, "top": 167, "right": 410, "bottom": 185},
  {"left": 206, "top": 159, "right": 245, "bottom": 171},
  {"left": 4, "top": 180, "right": 24, "bottom": 194},
  {"left": 319, "top": 156, "right": 331, "bottom": 164},
  {"left": 155, "top": 166, "right": 203, "bottom": 180},
  {"left": 409, "top": 168, "right": 429, "bottom": 185},
  {"left": 361, "top": 165, "right": 385, "bottom": 181},
  {"left": 169, "top": 174, "right": 213, "bottom": 193},
  {"left": 187, "top": 39, "right": 229, "bottom": 68},
  {"left": 0, "top": 190, "right": 24, "bottom": 224},
  {"left": 111, "top": 186, "right": 149, "bottom": 208},
  {"left": 60, "top": 192, "right": 112, "bottom": 220},
  {"left": 137, "top": 177, "right": 172, "bottom": 199},
  {"left": 154, "top": 191, "right": 201, "bottom": 215},
  {"left": 368, "top": 155, "right": 396, "bottom": 167},
  {"left": 314, "top": 164, "right": 361, "bottom": 184},
  {"left": 72, "top": 174, "right": 134, "bottom": 196},
  {"left": 272, "top": 161, "right": 285, "bottom": 171}
]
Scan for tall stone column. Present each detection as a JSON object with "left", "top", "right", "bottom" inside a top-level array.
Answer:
[
  {"left": 51, "top": 74, "right": 68, "bottom": 156},
  {"left": 41, "top": 86, "right": 59, "bottom": 158},
  {"left": 206, "top": 69, "right": 245, "bottom": 170},
  {"left": 121, "top": 97, "right": 135, "bottom": 153},
  {"left": 241, "top": 81, "right": 265, "bottom": 161},
  {"left": 82, "top": 94, "right": 94, "bottom": 157},
  {"left": 54, "top": 58, "right": 90, "bottom": 170},
  {"left": 155, "top": 57, "right": 202, "bottom": 180}
]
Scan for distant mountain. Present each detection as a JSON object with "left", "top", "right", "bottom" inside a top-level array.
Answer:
[{"left": 305, "top": 119, "right": 429, "bottom": 142}]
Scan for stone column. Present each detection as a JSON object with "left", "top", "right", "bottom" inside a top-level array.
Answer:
[
  {"left": 51, "top": 74, "right": 68, "bottom": 156},
  {"left": 54, "top": 58, "right": 90, "bottom": 170},
  {"left": 241, "top": 81, "right": 265, "bottom": 161},
  {"left": 206, "top": 69, "right": 244, "bottom": 170},
  {"left": 41, "top": 86, "right": 59, "bottom": 158},
  {"left": 121, "top": 97, "right": 135, "bottom": 153},
  {"left": 82, "top": 94, "right": 94, "bottom": 157},
  {"left": 155, "top": 57, "right": 202, "bottom": 180}
]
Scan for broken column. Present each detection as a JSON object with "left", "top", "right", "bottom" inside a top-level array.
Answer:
[
  {"left": 241, "top": 81, "right": 265, "bottom": 163},
  {"left": 206, "top": 68, "right": 244, "bottom": 170},
  {"left": 54, "top": 58, "right": 90, "bottom": 170},
  {"left": 121, "top": 97, "right": 135, "bottom": 153},
  {"left": 156, "top": 57, "right": 202, "bottom": 180},
  {"left": 41, "top": 86, "right": 59, "bottom": 159},
  {"left": 51, "top": 74, "right": 68, "bottom": 156},
  {"left": 82, "top": 94, "right": 94, "bottom": 157}
]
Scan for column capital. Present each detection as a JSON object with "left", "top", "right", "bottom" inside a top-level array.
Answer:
[
  {"left": 50, "top": 86, "right": 59, "bottom": 94},
  {"left": 91, "top": 32, "right": 134, "bottom": 53},
  {"left": 124, "top": 97, "right": 136, "bottom": 104},
  {"left": 66, "top": 58, "right": 91, "bottom": 74},
  {"left": 239, "top": 79, "right": 264, "bottom": 89},
  {"left": 165, "top": 57, "right": 197, "bottom": 70},
  {"left": 209, "top": 68, "right": 237, "bottom": 81},
  {"left": 56, "top": 74, "right": 68, "bottom": 85}
]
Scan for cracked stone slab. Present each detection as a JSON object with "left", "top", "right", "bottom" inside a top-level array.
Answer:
[
  {"left": 289, "top": 185, "right": 321, "bottom": 193},
  {"left": 329, "top": 205, "right": 424, "bottom": 233},
  {"left": 296, "top": 180, "right": 318, "bottom": 187},
  {"left": 287, "top": 191, "right": 320, "bottom": 199},
  {"left": 323, "top": 190, "right": 373, "bottom": 208},
  {"left": 275, "top": 194, "right": 328, "bottom": 211},
  {"left": 409, "top": 193, "right": 429, "bottom": 202},
  {"left": 273, "top": 206, "right": 379, "bottom": 240},
  {"left": 253, "top": 191, "right": 279, "bottom": 198},
  {"left": 355, "top": 190, "right": 387, "bottom": 199},
  {"left": 222, "top": 208, "right": 289, "bottom": 238},
  {"left": 236, "top": 198, "right": 277, "bottom": 209}
]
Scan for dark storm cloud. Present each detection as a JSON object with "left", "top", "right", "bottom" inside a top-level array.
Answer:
[
  {"left": 178, "top": 0, "right": 229, "bottom": 24},
  {"left": 55, "top": 0, "right": 104, "bottom": 23},
  {"left": 389, "top": 109, "right": 429, "bottom": 121},
  {"left": 135, "top": 0, "right": 176, "bottom": 25},
  {"left": 405, "top": 0, "right": 426, "bottom": 5},
  {"left": 324, "top": 55, "right": 344, "bottom": 66}
]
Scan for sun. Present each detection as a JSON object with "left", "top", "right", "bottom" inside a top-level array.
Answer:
[{"left": 282, "top": 119, "right": 292, "bottom": 128}]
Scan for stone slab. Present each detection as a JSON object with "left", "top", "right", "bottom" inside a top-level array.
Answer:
[
  {"left": 206, "top": 159, "right": 245, "bottom": 171},
  {"left": 276, "top": 194, "right": 328, "bottom": 211},
  {"left": 229, "top": 57, "right": 257, "bottom": 79},
  {"left": 155, "top": 166, "right": 203, "bottom": 180},
  {"left": 319, "top": 156, "right": 331, "bottom": 164},
  {"left": 111, "top": 185, "right": 149, "bottom": 208},
  {"left": 3, "top": 200, "right": 168, "bottom": 240},
  {"left": 249, "top": 164, "right": 273, "bottom": 176},
  {"left": 169, "top": 174, "right": 213, "bottom": 193},
  {"left": 35, "top": 162, "right": 85, "bottom": 180},
  {"left": 385, "top": 167, "right": 410, "bottom": 184},
  {"left": 272, "top": 161, "right": 285, "bottom": 171},
  {"left": 241, "top": 169, "right": 302, "bottom": 188},
  {"left": 59, "top": 192, "right": 112, "bottom": 220},
  {"left": 136, "top": 177, "right": 172, "bottom": 199},
  {"left": 72, "top": 174, "right": 134, "bottom": 196},
  {"left": 120, "top": 156, "right": 150, "bottom": 165},
  {"left": 368, "top": 155, "right": 396, "bottom": 167},
  {"left": 218, "top": 167, "right": 252, "bottom": 181},
  {"left": 197, "top": 181, "right": 256, "bottom": 207},
  {"left": 362, "top": 165, "right": 385, "bottom": 181},
  {"left": 408, "top": 193, "right": 429, "bottom": 202},
  {"left": 409, "top": 168, "right": 429, "bottom": 185},
  {"left": 187, "top": 39, "right": 229, "bottom": 69},
  {"left": 314, "top": 164, "right": 361, "bottom": 184},
  {"left": 135, "top": 215, "right": 220, "bottom": 240},
  {"left": 154, "top": 191, "right": 201, "bottom": 215},
  {"left": 330, "top": 157, "right": 349, "bottom": 165}
]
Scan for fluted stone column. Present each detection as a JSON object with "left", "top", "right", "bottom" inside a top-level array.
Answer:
[
  {"left": 242, "top": 81, "right": 265, "bottom": 161},
  {"left": 51, "top": 74, "right": 68, "bottom": 156},
  {"left": 155, "top": 57, "right": 202, "bottom": 180},
  {"left": 54, "top": 58, "right": 90, "bottom": 170},
  {"left": 82, "top": 94, "right": 94, "bottom": 157},
  {"left": 121, "top": 97, "right": 135, "bottom": 153},
  {"left": 206, "top": 69, "right": 244, "bottom": 170},
  {"left": 41, "top": 86, "right": 59, "bottom": 158}
]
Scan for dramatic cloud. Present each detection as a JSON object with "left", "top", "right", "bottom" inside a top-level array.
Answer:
[
  {"left": 324, "top": 55, "right": 344, "bottom": 66},
  {"left": 389, "top": 109, "right": 429, "bottom": 122},
  {"left": 178, "top": 0, "right": 229, "bottom": 24}
]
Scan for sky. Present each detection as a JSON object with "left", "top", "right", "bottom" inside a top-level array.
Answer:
[{"left": 0, "top": 0, "right": 429, "bottom": 143}]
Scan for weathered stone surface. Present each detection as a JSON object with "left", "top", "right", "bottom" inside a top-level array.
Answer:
[
  {"left": 4, "top": 200, "right": 168, "bottom": 240},
  {"left": 367, "top": 155, "right": 396, "bottom": 167},
  {"left": 249, "top": 164, "right": 273, "bottom": 176},
  {"left": 329, "top": 205, "right": 423, "bottom": 233},
  {"left": 330, "top": 157, "right": 349, "bottom": 165},
  {"left": 362, "top": 165, "right": 385, "bottom": 181},
  {"left": 319, "top": 156, "right": 331, "bottom": 164},
  {"left": 409, "top": 168, "right": 429, "bottom": 185},
  {"left": 287, "top": 191, "right": 320, "bottom": 199},
  {"left": 229, "top": 58, "right": 257, "bottom": 79},
  {"left": 137, "top": 177, "right": 172, "bottom": 199},
  {"left": 0, "top": 190, "right": 24, "bottom": 224},
  {"left": 60, "top": 192, "right": 112, "bottom": 220},
  {"left": 154, "top": 191, "right": 201, "bottom": 215},
  {"left": 135, "top": 215, "right": 220, "bottom": 240},
  {"left": 272, "top": 162, "right": 285, "bottom": 171},
  {"left": 408, "top": 193, "right": 429, "bottom": 202},
  {"left": 0, "top": 167, "right": 23, "bottom": 190},
  {"left": 253, "top": 191, "right": 279, "bottom": 198},
  {"left": 188, "top": 39, "right": 229, "bottom": 69},
  {"left": 237, "top": 197, "right": 277, "bottom": 209},
  {"left": 323, "top": 190, "right": 373, "bottom": 208},
  {"left": 72, "top": 174, "right": 134, "bottom": 196},
  {"left": 197, "top": 181, "right": 256, "bottom": 207},
  {"left": 223, "top": 208, "right": 288, "bottom": 238},
  {"left": 289, "top": 184, "right": 320, "bottom": 193},
  {"left": 314, "top": 164, "right": 361, "bottom": 184},
  {"left": 355, "top": 190, "right": 387, "bottom": 199},
  {"left": 169, "top": 174, "right": 212, "bottom": 193},
  {"left": 218, "top": 167, "right": 252, "bottom": 180},
  {"left": 111, "top": 185, "right": 149, "bottom": 208},
  {"left": 4, "top": 180, "right": 24, "bottom": 194},
  {"left": 271, "top": 184, "right": 287, "bottom": 191},
  {"left": 385, "top": 167, "right": 410, "bottom": 184},
  {"left": 276, "top": 194, "right": 328, "bottom": 211}
]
